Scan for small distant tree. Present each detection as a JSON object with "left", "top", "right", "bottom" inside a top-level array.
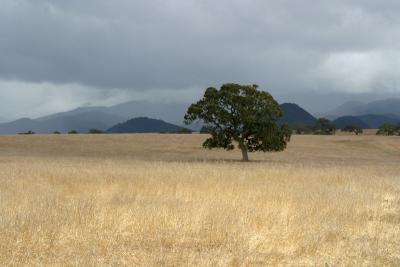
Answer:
[
  {"left": 53, "top": 131, "right": 61, "bottom": 134},
  {"left": 184, "top": 83, "right": 291, "bottom": 161},
  {"left": 88, "top": 129, "right": 103, "bottom": 134},
  {"left": 376, "top": 123, "right": 400, "bottom": 136},
  {"left": 313, "top": 118, "right": 336, "bottom": 135},
  {"left": 342, "top": 125, "right": 363, "bottom": 135},
  {"left": 353, "top": 127, "right": 363, "bottom": 135},
  {"left": 68, "top": 130, "right": 78, "bottom": 134},
  {"left": 19, "top": 130, "right": 35, "bottom": 135}
]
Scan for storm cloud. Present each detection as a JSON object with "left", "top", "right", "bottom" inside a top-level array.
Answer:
[{"left": 1, "top": 0, "right": 400, "bottom": 119}]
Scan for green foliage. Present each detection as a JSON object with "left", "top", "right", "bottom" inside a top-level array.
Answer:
[
  {"left": 313, "top": 118, "right": 336, "bottom": 135},
  {"left": 184, "top": 83, "right": 291, "bottom": 161},
  {"left": 53, "top": 131, "right": 61, "bottom": 134},
  {"left": 176, "top": 128, "right": 192, "bottom": 134},
  {"left": 376, "top": 123, "right": 400, "bottom": 136},
  {"left": 159, "top": 128, "right": 192, "bottom": 134},
  {"left": 200, "top": 125, "right": 213, "bottom": 134},
  {"left": 88, "top": 129, "right": 103, "bottom": 134},
  {"left": 342, "top": 125, "right": 363, "bottom": 135},
  {"left": 68, "top": 130, "right": 78, "bottom": 134}
]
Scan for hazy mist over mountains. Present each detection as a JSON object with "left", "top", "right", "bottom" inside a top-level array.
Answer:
[
  {"left": 37, "top": 101, "right": 189, "bottom": 126},
  {"left": 1, "top": 1, "right": 400, "bottom": 122},
  {"left": 0, "top": 100, "right": 190, "bottom": 134},
  {"left": 1, "top": 97, "right": 399, "bottom": 134},
  {"left": 324, "top": 98, "right": 400, "bottom": 119}
]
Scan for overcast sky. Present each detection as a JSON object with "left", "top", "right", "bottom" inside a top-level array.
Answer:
[{"left": 1, "top": 0, "right": 400, "bottom": 121}]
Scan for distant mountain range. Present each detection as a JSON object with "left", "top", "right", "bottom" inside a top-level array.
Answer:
[
  {"left": 1, "top": 98, "right": 399, "bottom": 134},
  {"left": 324, "top": 98, "right": 400, "bottom": 119},
  {"left": 333, "top": 114, "right": 400, "bottom": 129},
  {"left": 323, "top": 98, "right": 400, "bottom": 129},
  {"left": 0, "top": 100, "right": 189, "bottom": 134},
  {"left": 107, "top": 117, "right": 190, "bottom": 133},
  {"left": 333, "top": 116, "right": 370, "bottom": 129},
  {"left": 278, "top": 100, "right": 400, "bottom": 129},
  {"left": 356, "top": 114, "right": 400, "bottom": 128},
  {"left": 0, "top": 111, "right": 125, "bottom": 134},
  {"left": 36, "top": 100, "right": 189, "bottom": 125}
]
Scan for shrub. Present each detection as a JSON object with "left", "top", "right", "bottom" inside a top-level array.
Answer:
[
  {"left": 313, "top": 118, "right": 336, "bottom": 135},
  {"left": 18, "top": 130, "right": 35, "bottom": 135},
  {"left": 376, "top": 123, "right": 400, "bottom": 136},
  {"left": 342, "top": 125, "right": 363, "bottom": 135},
  {"left": 88, "top": 129, "right": 103, "bottom": 134}
]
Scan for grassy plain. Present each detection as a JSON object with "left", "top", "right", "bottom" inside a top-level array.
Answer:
[{"left": 0, "top": 134, "right": 399, "bottom": 266}]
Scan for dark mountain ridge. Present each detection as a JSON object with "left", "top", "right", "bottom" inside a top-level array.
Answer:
[
  {"left": 333, "top": 116, "right": 370, "bottom": 129},
  {"left": 279, "top": 103, "right": 317, "bottom": 125},
  {"left": 334, "top": 113, "right": 400, "bottom": 129},
  {"left": 0, "top": 100, "right": 191, "bottom": 134},
  {"left": 107, "top": 117, "right": 190, "bottom": 133}
]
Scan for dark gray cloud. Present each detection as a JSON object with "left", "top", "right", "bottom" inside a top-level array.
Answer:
[{"left": 1, "top": 0, "right": 400, "bottom": 119}]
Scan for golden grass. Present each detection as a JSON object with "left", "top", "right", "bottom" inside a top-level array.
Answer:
[{"left": 0, "top": 134, "right": 399, "bottom": 266}]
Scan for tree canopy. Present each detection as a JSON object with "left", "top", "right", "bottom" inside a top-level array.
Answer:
[
  {"left": 184, "top": 83, "right": 291, "bottom": 161},
  {"left": 376, "top": 123, "right": 400, "bottom": 136},
  {"left": 342, "top": 125, "right": 363, "bottom": 135},
  {"left": 313, "top": 118, "right": 336, "bottom": 135}
]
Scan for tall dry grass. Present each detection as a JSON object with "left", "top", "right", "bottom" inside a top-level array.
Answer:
[{"left": 0, "top": 134, "right": 399, "bottom": 266}]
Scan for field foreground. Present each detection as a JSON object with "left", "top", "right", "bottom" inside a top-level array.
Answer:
[{"left": 0, "top": 134, "right": 399, "bottom": 266}]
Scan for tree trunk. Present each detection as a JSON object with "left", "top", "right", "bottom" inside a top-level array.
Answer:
[{"left": 239, "top": 142, "right": 249, "bottom": 161}]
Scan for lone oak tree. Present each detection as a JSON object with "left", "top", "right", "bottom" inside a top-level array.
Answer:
[{"left": 184, "top": 83, "right": 291, "bottom": 161}]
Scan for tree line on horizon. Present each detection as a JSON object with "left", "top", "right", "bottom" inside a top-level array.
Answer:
[
  {"left": 16, "top": 82, "right": 399, "bottom": 161},
  {"left": 20, "top": 120, "right": 399, "bottom": 137},
  {"left": 286, "top": 120, "right": 399, "bottom": 136},
  {"left": 18, "top": 127, "right": 194, "bottom": 135}
]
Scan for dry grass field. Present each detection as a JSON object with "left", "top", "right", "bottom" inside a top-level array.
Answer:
[{"left": 0, "top": 134, "right": 399, "bottom": 266}]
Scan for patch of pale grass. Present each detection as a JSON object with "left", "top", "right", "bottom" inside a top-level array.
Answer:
[{"left": 1, "top": 157, "right": 399, "bottom": 266}]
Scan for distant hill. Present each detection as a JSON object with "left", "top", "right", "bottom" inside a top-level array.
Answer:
[
  {"left": 105, "top": 101, "right": 189, "bottom": 126},
  {"left": 36, "top": 100, "right": 189, "bottom": 126},
  {"left": 279, "top": 103, "right": 317, "bottom": 125},
  {"left": 333, "top": 116, "right": 370, "bottom": 129},
  {"left": 0, "top": 101, "right": 319, "bottom": 134},
  {"left": 38, "top": 111, "right": 126, "bottom": 133},
  {"left": 333, "top": 114, "right": 400, "bottom": 129},
  {"left": 0, "top": 118, "right": 38, "bottom": 134},
  {"left": 323, "top": 101, "right": 365, "bottom": 119},
  {"left": 325, "top": 98, "right": 400, "bottom": 119},
  {"left": 7, "top": 98, "right": 398, "bottom": 134},
  {"left": 0, "top": 100, "right": 193, "bottom": 134},
  {"left": 0, "top": 111, "right": 125, "bottom": 134},
  {"left": 356, "top": 114, "right": 400, "bottom": 128},
  {"left": 107, "top": 117, "right": 190, "bottom": 133},
  {"left": 36, "top": 106, "right": 107, "bottom": 122}
]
